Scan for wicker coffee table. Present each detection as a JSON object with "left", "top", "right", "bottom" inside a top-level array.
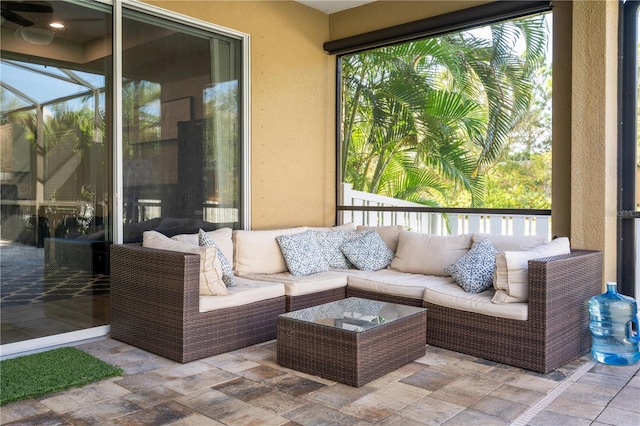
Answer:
[{"left": 277, "top": 297, "right": 427, "bottom": 387}]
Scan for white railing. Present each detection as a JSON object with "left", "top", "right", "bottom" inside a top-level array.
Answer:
[
  {"left": 339, "top": 183, "right": 552, "bottom": 241},
  {"left": 203, "top": 202, "right": 239, "bottom": 224}
]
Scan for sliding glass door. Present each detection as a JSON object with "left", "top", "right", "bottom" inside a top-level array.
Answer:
[
  {"left": 1, "top": 1, "right": 113, "bottom": 347},
  {"left": 1, "top": 0, "right": 246, "bottom": 355},
  {"left": 121, "top": 8, "right": 243, "bottom": 240}
]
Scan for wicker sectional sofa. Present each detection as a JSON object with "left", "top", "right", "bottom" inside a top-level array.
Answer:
[{"left": 110, "top": 224, "right": 603, "bottom": 373}]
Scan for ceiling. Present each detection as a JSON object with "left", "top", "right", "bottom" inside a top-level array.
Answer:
[
  {"left": 1, "top": 1, "right": 108, "bottom": 44},
  {"left": 0, "top": 0, "right": 378, "bottom": 52},
  {"left": 296, "top": 1, "right": 376, "bottom": 14}
]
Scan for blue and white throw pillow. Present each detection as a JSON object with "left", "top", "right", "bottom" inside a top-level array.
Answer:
[
  {"left": 340, "top": 230, "right": 394, "bottom": 271},
  {"left": 199, "top": 229, "right": 236, "bottom": 287},
  {"left": 276, "top": 230, "right": 330, "bottom": 276},
  {"left": 444, "top": 238, "right": 498, "bottom": 293},
  {"left": 313, "top": 230, "right": 354, "bottom": 269}
]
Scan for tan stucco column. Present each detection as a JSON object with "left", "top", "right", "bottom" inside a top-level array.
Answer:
[{"left": 571, "top": 0, "right": 618, "bottom": 283}]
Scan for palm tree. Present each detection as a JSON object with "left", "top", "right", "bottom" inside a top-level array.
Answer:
[
  {"left": 341, "top": 14, "right": 548, "bottom": 207},
  {"left": 122, "top": 79, "right": 162, "bottom": 145}
]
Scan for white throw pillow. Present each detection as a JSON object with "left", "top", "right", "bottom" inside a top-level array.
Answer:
[
  {"left": 390, "top": 231, "right": 473, "bottom": 276},
  {"left": 492, "top": 237, "right": 571, "bottom": 303},
  {"left": 143, "top": 230, "right": 227, "bottom": 296},
  {"left": 199, "top": 229, "right": 236, "bottom": 287}
]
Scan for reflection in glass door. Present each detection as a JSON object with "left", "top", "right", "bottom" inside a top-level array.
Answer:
[
  {"left": 0, "top": 2, "right": 112, "bottom": 347},
  {"left": 121, "top": 9, "right": 243, "bottom": 236}
]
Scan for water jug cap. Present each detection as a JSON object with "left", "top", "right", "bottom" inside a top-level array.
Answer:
[{"left": 606, "top": 281, "right": 617, "bottom": 287}]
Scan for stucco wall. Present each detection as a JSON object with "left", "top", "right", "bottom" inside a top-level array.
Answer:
[
  {"left": 147, "top": 1, "right": 336, "bottom": 229},
  {"left": 570, "top": 0, "right": 618, "bottom": 282}
]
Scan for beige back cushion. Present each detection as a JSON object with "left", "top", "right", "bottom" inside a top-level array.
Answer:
[
  {"left": 143, "top": 230, "right": 227, "bottom": 296},
  {"left": 356, "top": 225, "right": 405, "bottom": 252},
  {"left": 492, "top": 237, "right": 571, "bottom": 303},
  {"left": 390, "top": 231, "right": 473, "bottom": 276},
  {"left": 472, "top": 233, "right": 546, "bottom": 252},
  {"left": 309, "top": 222, "right": 356, "bottom": 232},
  {"left": 171, "top": 227, "right": 234, "bottom": 263},
  {"left": 232, "top": 227, "right": 308, "bottom": 275}
]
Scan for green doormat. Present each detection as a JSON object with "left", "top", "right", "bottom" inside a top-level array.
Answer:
[{"left": 0, "top": 347, "right": 123, "bottom": 406}]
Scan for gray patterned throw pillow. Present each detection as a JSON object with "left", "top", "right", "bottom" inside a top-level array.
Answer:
[
  {"left": 340, "top": 230, "right": 394, "bottom": 271},
  {"left": 313, "top": 230, "right": 354, "bottom": 269},
  {"left": 199, "top": 229, "right": 236, "bottom": 287},
  {"left": 276, "top": 230, "right": 330, "bottom": 276},
  {"left": 444, "top": 237, "right": 497, "bottom": 293}
]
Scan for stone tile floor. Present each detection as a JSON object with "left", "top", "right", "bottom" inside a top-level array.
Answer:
[{"left": 1, "top": 338, "right": 639, "bottom": 425}]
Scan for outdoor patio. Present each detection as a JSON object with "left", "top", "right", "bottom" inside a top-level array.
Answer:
[{"left": 1, "top": 337, "right": 638, "bottom": 425}]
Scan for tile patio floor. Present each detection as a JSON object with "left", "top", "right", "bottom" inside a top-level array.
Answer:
[{"left": 1, "top": 337, "right": 639, "bottom": 425}]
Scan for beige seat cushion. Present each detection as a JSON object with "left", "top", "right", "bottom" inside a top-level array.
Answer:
[
  {"left": 423, "top": 279, "right": 528, "bottom": 320},
  {"left": 347, "top": 269, "right": 441, "bottom": 300},
  {"left": 232, "top": 227, "right": 308, "bottom": 275},
  {"left": 199, "top": 277, "right": 284, "bottom": 312},
  {"left": 348, "top": 269, "right": 527, "bottom": 320},
  {"left": 143, "top": 230, "right": 227, "bottom": 296},
  {"left": 390, "top": 231, "right": 473, "bottom": 276},
  {"left": 243, "top": 271, "right": 348, "bottom": 296},
  {"left": 493, "top": 237, "right": 571, "bottom": 303}
]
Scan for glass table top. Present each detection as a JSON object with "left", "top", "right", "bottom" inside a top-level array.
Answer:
[{"left": 280, "top": 297, "right": 426, "bottom": 332}]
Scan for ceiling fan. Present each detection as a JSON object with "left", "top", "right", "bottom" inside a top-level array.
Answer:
[{"left": 1, "top": 1, "right": 53, "bottom": 27}]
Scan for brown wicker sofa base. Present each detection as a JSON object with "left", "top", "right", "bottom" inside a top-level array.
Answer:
[
  {"left": 110, "top": 244, "right": 285, "bottom": 363},
  {"left": 347, "top": 250, "right": 603, "bottom": 374},
  {"left": 346, "top": 287, "right": 424, "bottom": 307},
  {"left": 111, "top": 241, "right": 602, "bottom": 373},
  {"left": 285, "top": 287, "right": 346, "bottom": 312}
]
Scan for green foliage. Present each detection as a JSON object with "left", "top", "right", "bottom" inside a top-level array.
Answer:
[
  {"left": 44, "top": 103, "right": 104, "bottom": 152},
  {"left": 123, "top": 79, "right": 162, "bottom": 145},
  {"left": 484, "top": 151, "right": 551, "bottom": 209},
  {"left": 341, "top": 13, "right": 551, "bottom": 208},
  {"left": 0, "top": 347, "right": 122, "bottom": 406}
]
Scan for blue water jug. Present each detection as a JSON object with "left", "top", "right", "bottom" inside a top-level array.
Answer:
[{"left": 588, "top": 282, "right": 640, "bottom": 365}]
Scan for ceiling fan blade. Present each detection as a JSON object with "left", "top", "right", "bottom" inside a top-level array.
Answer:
[
  {"left": 1, "top": 10, "right": 34, "bottom": 27},
  {"left": 3, "top": 2, "right": 53, "bottom": 14}
]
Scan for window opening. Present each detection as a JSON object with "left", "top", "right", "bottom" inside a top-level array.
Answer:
[{"left": 337, "top": 11, "right": 552, "bottom": 239}]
